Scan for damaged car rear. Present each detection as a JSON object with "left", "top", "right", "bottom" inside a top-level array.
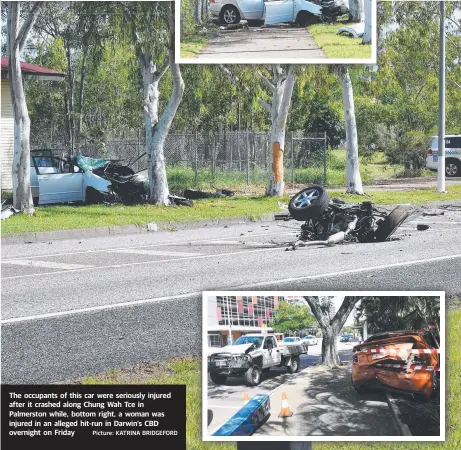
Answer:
[{"left": 351, "top": 330, "right": 440, "bottom": 401}]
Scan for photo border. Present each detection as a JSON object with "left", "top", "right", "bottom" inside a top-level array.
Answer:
[
  {"left": 176, "top": 0, "right": 377, "bottom": 64},
  {"left": 202, "top": 290, "right": 445, "bottom": 442}
]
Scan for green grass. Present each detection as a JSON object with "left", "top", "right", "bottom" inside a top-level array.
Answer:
[
  {"left": 0, "top": 196, "right": 280, "bottom": 235},
  {"left": 180, "top": 37, "right": 206, "bottom": 59},
  {"left": 308, "top": 23, "right": 372, "bottom": 59},
  {"left": 328, "top": 184, "right": 461, "bottom": 205},
  {"left": 80, "top": 310, "right": 461, "bottom": 449}
]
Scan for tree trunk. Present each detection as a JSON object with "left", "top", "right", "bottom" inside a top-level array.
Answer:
[
  {"left": 338, "top": 67, "right": 363, "bottom": 194},
  {"left": 321, "top": 326, "right": 341, "bottom": 366},
  {"left": 266, "top": 65, "right": 295, "bottom": 197},
  {"left": 362, "top": 0, "right": 372, "bottom": 44},
  {"left": 7, "top": 1, "right": 42, "bottom": 214},
  {"left": 348, "top": 0, "right": 363, "bottom": 22},
  {"left": 77, "top": 46, "right": 88, "bottom": 150},
  {"left": 195, "top": 0, "right": 202, "bottom": 24},
  {"left": 65, "top": 38, "right": 75, "bottom": 154}
]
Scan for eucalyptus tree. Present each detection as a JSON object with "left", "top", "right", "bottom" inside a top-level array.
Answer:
[{"left": 6, "top": 1, "right": 43, "bottom": 214}]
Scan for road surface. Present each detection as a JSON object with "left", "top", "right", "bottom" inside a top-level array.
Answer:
[
  {"left": 188, "top": 26, "right": 325, "bottom": 62},
  {"left": 2, "top": 206, "right": 460, "bottom": 383}
]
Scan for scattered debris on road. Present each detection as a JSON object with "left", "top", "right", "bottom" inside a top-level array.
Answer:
[{"left": 417, "top": 224, "right": 430, "bottom": 231}]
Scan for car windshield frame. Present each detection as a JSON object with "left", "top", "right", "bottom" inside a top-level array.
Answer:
[{"left": 234, "top": 336, "right": 263, "bottom": 348}]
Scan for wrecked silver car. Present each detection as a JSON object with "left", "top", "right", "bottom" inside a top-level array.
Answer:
[{"left": 286, "top": 185, "right": 411, "bottom": 249}]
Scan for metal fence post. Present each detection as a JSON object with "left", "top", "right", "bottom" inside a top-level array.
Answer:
[
  {"left": 194, "top": 131, "right": 198, "bottom": 185},
  {"left": 291, "top": 131, "right": 295, "bottom": 184},
  {"left": 323, "top": 131, "right": 327, "bottom": 186},
  {"left": 212, "top": 134, "right": 216, "bottom": 178}
]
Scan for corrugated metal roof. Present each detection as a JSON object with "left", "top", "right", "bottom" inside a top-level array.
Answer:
[{"left": 1, "top": 57, "right": 66, "bottom": 77}]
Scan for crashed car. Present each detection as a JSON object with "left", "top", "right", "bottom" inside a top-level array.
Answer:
[
  {"left": 210, "top": 0, "right": 351, "bottom": 26},
  {"left": 352, "top": 330, "right": 440, "bottom": 401},
  {"left": 286, "top": 185, "right": 411, "bottom": 249}
]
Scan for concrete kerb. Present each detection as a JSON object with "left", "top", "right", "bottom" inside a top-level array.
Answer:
[
  {"left": 1, "top": 213, "right": 275, "bottom": 245},
  {"left": 385, "top": 392, "right": 412, "bottom": 436}
]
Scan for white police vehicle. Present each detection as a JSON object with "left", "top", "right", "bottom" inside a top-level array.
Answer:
[{"left": 426, "top": 135, "right": 461, "bottom": 177}]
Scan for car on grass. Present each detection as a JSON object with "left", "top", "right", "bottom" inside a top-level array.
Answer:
[
  {"left": 209, "top": 0, "right": 351, "bottom": 26},
  {"left": 426, "top": 135, "right": 461, "bottom": 177},
  {"left": 351, "top": 330, "right": 440, "bottom": 401},
  {"left": 302, "top": 335, "right": 319, "bottom": 345}
]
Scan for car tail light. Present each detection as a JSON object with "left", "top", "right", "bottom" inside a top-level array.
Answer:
[
  {"left": 353, "top": 354, "right": 358, "bottom": 364},
  {"left": 427, "top": 148, "right": 433, "bottom": 155}
]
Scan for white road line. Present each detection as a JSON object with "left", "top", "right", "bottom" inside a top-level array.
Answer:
[
  {"left": 107, "top": 249, "right": 203, "bottom": 257},
  {"left": 2, "top": 253, "right": 460, "bottom": 323},
  {"left": 1, "top": 247, "right": 283, "bottom": 280},
  {"left": 1, "top": 231, "right": 295, "bottom": 261},
  {"left": 1, "top": 260, "right": 92, "bottom": 270}
]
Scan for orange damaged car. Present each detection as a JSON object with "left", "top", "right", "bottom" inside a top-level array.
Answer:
[{"left": 351, "top": 330, "right": 440, "bottom": 401}]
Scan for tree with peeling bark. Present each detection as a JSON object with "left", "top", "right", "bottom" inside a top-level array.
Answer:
[
  {"left": 304, "top": 296, "right": 361, "bottom": 366},
  {"left": 220, "top": 64, "right": 296, "bottom": 197},
  {"left": 335, "top": 65, "right": 364, "bottom": 194},
  {"left": 7, "top": 1, "right": 43, "bottom": 214},
  {"left": 119, "top": 1, "right": 184, "bottom": 205},
  {"left": 348, "top": 0, "right": 363, "bottom": 22},
  {"left": 362, "top": 0, "right": 372, "bottom": 44}
]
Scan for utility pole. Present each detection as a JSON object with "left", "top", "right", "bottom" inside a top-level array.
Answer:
[{"left": 437, "top": 0, "right": 446, "bottom": 193}]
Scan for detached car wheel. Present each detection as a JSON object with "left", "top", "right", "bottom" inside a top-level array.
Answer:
[
  {"left": 209, "top": 372, "right": 227, "bottom": 385},
  {"left": 288, "top": 185, "right": 330, "bottom": 221},
  {"left": 220, "top": 6, "right": 240, "bottom": 25},
  {"left": 245, "top": 365, "right": 262, "bottom": 386},
  {"left": 445, "top": 159, "right": 461, "bottom": 177},
  {"left": 374, "top": 205, "right": 411, "bottom": 242}
]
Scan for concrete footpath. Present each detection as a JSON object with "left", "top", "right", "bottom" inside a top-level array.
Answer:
[{"left": 254, "top": 366, "right": 399, "bottom": 437}]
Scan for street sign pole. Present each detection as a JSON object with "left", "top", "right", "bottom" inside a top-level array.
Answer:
[{"left": 437, "top": 0, "right": 446, "bottom": 193}]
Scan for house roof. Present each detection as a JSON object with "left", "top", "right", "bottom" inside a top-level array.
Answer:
[{"left": 1, "top": 57, "right": 66, "bottom": 79}]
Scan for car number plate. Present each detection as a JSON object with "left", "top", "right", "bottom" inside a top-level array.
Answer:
[{"left": 215, "top": 360, "right": 226, "bottom": 367}]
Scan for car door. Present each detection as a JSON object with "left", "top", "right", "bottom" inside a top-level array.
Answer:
[
  {"left": 238, "top": 0, "right": 265, "bottom": 19},
  {"left": 36, "top": 157, "right": 84, "bottom": 204},
  {"left": 262, "top": 337, "right": 274, "bottom": 368},
  {"left": 264, "top": 0, "right": 295, "bottom": 25}
]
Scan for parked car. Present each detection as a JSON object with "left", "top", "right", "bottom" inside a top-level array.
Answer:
[
  {"left": 283, "top": 336, "right": 302, "bottom": 343},
  {"left": 339, "top": 335, "right": 350, "bottom": 342},
  {"left": 209, "top": 0, "right": 351, "bottom": 26},
  {"left": 302, "top": 335, "right": 318, "bottom": 345},
  {"left": 208, "top": 333, "right": 307, "bottom": 386},
  {"left": 351, "top": 330, "right": 440, "bottom": 401},
  {"left": 426, "top": 135, "right": 461, "bottom": 177}
]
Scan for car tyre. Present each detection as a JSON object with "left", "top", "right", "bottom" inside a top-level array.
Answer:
[
  {"left": 245, "top": 365, "right": 262, "bottom": 386},
  {"left": 287, "top": 356, "right": 300, "bottom": 374},
  {"left": 288, "top": 185, "right": 330, "bottom": 221},
  {"left": 374, "top": 205, "right": 411, "bottom": 242},
  {"left": 220, "top": 6, "right": 240, "bottom": 25},
  {"left": 209, "top": 372, "right": 227, "bottom": 385},
  {"left": 296, "top": 11, "right": 319, "bottom": 27},
  {"left": 445, "top": 159, "right": 461, "bottom": 177}
]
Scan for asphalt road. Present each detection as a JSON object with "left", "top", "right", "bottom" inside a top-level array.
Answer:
[
  {"left": 189, "top": 25, "right": 325, "bottom": 62},
  {"left": 2, "top": 206, "right": 461, "bottom": 383}
]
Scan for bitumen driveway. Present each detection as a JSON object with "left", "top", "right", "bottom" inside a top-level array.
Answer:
[
  {"left": 190, "top": 25, "right": 325, "bottom": 62},
  {"left": 2, "top": 206, "right": 461, "bottom": 383}
]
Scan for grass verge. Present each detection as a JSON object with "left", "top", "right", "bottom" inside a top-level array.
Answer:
[
  {"left": 308, "top": 23, "right": 372, "bottom": 59},
  {"left": 180, "top": 37, "right": 206, "bottom": 59},
  {"left": 80, "top": 309, "right": 460, "bottom": 448},
  {"left": 0, "top": 196, "right": 280, "bottom": 235},
  {"left": 3, "top": 186, "right": 461, "bottom": 235}
]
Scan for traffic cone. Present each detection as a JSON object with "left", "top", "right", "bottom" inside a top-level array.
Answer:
[
  {"left": 243, "top": 393, "right": 250, "bottom": 404},
  {"left": 278, "top": 392, "right": 293, "bottom": 417}
]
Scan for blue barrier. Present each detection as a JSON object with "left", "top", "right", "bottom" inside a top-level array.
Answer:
[{"left": 212, "top": 394, "right": 270, "bottom": 436}]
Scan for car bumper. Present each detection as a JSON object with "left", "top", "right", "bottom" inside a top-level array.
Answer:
[
  {"left": 426, "top": 155, "right": 437, "bottom": 171},
  {"left": 209, "top": 3, "right": 221, "bottom": 17}
]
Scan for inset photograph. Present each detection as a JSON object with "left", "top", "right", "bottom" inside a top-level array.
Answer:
[
  {"left": 178, "top": 0, "right": 376, "bottom": 63},
  {"left": 203, "top": 292, "right": 444, "bottom": 441}
]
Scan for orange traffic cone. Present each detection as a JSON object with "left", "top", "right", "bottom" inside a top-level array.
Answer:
[
  {"left": 278, "top": 392, "right": 293, "bottom": 417},
  {"left": 243, "top": 393, "right": 250, "bottom": 403}
]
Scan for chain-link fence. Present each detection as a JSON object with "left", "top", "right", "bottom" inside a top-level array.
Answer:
[{"left": 31, "top": 130, "right": 328, "bottom": 187}]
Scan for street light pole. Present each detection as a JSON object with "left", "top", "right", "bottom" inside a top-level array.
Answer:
[{"left": 437, "top": 0, "right": 446, "bottom": 193}]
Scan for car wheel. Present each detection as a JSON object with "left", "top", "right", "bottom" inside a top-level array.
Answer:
[
  {"left": 374, "top": 205, "right": 411, "bottom": 242},
  {"left": 33, "top": 197, "right": 39, "bottom": 207},
  {"left": 245, "top": 365, "right": 261, "bottom": 386},
  {"left": 209, "top": 372, "right": 227, "bottom": 385},
  {"left": 296, "top": 11, "right": 319, "bottom": 27},
  {"left": 220, "top": 6, "right": 240, "bottom": 25},
  {"left": 445, "top": 159, "right": 461, "bottom": 177},
  {"left": 288, "top": 185, "right": 330, "bottom": 221},
  {"left": 287, "top": 356, "right": 300, "bottom": 374}
]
